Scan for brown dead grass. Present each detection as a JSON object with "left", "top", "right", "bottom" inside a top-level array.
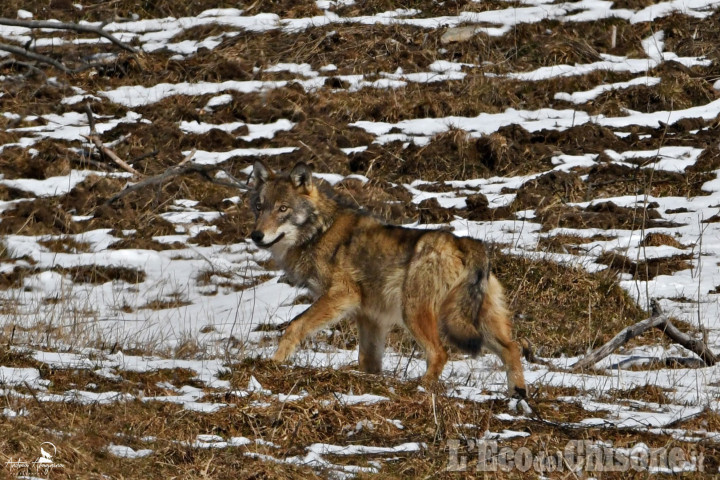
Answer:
[
  {"left": 535, "top": 201, "right": 681, "bottom": 232},
  {"left": 54, "top": 265, "right": 146, "bottom": 284},
  {"left": 492, "top": 250, "right": 646, "bottom": 357},
  {"left": 38, "top": 236, "right": 91, "bottom": 254},
  {"left": 596, "top": 251, "right": 694, "bottom": 281},
  {"left": 1, "top": 3, "right": 719, "bottom": 477},
  {"left": 640, "top": 232, "right": 685, "bottom": 248},
  {"left": 0, "top": 198, "right": 79, "bottom": 236},
  {"left": 583, "top": 161, "right": 715, "bottom": 199},
  {"left": 0, "top": 0, "right": 243, "bottom": 23},
  {"left": 538, "top": 233, "right": 616, "bottom": 254},
  {"left": 0, "top": 354, "right": 716, "bottom": 479}
]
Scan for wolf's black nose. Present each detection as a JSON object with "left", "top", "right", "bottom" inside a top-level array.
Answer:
[{"left": 250, "top": 231, "right": 264, "bottom": 243}]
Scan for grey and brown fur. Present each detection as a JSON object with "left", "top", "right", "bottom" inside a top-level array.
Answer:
[{"left": 249, "top": 161, "right": 526, "bottom": 397}]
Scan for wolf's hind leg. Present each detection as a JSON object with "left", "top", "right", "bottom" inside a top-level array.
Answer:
[
  {"left": 480, "top": 304, "right": 526, "bottom": 398},
  {"left": 273, "top": 289, "right": 360, "bottom": 363},
  {"left": 357, "top": 314, "right": 389, "bottom": 374},
  {"left": 403, "top": 304, "right": 448, "bottom": 382}
]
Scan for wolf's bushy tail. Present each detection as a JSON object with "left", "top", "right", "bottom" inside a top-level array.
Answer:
[{"left": 439, "top": 239, "right": 506, "bottom": 356}]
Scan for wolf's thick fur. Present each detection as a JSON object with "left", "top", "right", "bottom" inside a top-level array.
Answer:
[{"left": 249, "top": 161, "right": 526, "bottom": 397}]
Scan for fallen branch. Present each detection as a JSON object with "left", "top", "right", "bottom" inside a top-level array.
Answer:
[
  {"left": 572, "top": 299, "right": 717, "bottom": 371},
  {"left": 0, "top": 41, "right": 73, "bottom": 73},
  {"left": 105, "top": 150, "right": 247, "bottom": 205},
  {"left": 0, "top": 17, "right": 136, "bottom": 53},
  {"left": 659, "top": 318, "right": 718, "bottom": 366},
  {"left": 82, "top": 134, "right": 142, "bottom": 178},
  {"left": 82, "top": 103, "right": 142, "bottom": 178},
  {"left": 0, "top": 58, "right": 46, "bottom": 77}
]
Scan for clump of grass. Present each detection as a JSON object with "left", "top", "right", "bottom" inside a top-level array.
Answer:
[
  {"left": 38, "top": 236, "right": 91, "bottom": 253},
  {"left": 538, "top": 233, "right": 616, "bottom": 254},
  {"left": 54, "top": 265, "right": 147, "bottom": 284},
  {"left": 596, "top": 251, "right": 694, "bottom": 281},
  {"left": 492, "top": 251, "right": 646, "bottom": 357},
  {"left": 0, "top": 240, "right": 14, "bottom": 260},
  {"left": 142, "top": 298, "right": 192, "bottom": 311},
  {"left": 640, "top": 232, "right": 684, "bottom": 248}
]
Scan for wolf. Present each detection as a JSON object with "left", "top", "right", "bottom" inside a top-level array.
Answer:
[{"left": 249, "top": 161, "right": 526, "bottom": 398}]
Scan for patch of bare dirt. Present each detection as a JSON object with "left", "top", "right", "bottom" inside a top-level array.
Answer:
[
  {"left": 584, "top": 161, "right": 714, "bottom": 198},
  {"left": 536, "top": 201, "right": 680, "bottom": 231},
  {"left": 513, "top": 170, "right": 587, "bottom": 210},
  {"left": 539, "top": 233, "right": 616, "bottom": 254},
  {"left": 596, "top": 251, "right": 694, "bottom": 280}
]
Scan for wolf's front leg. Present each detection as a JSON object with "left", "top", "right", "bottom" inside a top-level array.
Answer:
[
  {"left": 357, "top": 314, "right": 390, "bottom": 374},
  {"left": 272, "top": 288, "right": 360, "bottom": 363}
]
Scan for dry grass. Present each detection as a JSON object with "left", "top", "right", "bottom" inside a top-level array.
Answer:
[
  {"left": 1, "top": 1, "right": 719, "bottom": 478},
  {"left": 0, "top": 355, "right": 716, "bottom": 479},
  {"left": 492, "top": 251, "right": 648, "bottom": 357}
]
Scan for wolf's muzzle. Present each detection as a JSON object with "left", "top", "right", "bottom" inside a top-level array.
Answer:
[{"left": 251, "top": 231, "right": 286, "bottom": 248}]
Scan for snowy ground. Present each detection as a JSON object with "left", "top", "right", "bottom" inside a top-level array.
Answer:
[{"left": 1, "top": 0, "right": 720, "bottom": 477}]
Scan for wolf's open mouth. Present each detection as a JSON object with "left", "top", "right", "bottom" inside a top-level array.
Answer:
[{"left": 256, "top": 232, "right": 285, "bottom": 248}]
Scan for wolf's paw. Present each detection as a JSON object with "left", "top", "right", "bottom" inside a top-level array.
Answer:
[
  {"left": 271, "top": 349, "right": 289, "bottom": 363},
  {"left": 509, "top": 396, "right": 533, "bottom": 415}
]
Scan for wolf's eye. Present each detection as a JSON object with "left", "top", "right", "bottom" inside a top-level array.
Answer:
[
  {"left": 278, "top": 205, "right": 288, "bottom": 212},
  {"left": 255, "top": 202, "right": 262, "bottom": 211}
]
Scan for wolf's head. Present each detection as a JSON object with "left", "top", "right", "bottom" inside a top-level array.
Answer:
[{"left": 248, "top": 161, "right": 327, "bottom": 254}]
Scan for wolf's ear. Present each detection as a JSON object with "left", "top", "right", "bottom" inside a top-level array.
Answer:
[
  {"left": 290, "top": 162, "right": 313, "bottom": 191},
  {"left": 251, "top": 161, "right": 273, "bottom": 187}
]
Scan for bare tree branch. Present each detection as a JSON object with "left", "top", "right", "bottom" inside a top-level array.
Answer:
[
  {"left": 658, "top": 319, "right": 718, "bottom": 366},
  {"left": 571, "top": 299, "right": 717, "bottom": 371},
  {"left": 82, "top": 134, "right": 142, "bottom": 178},
  {"left": 0, "top": 41, "right": 72, "bottom": 72},
  {"left": 84, "top": 102, "right": 96, "bottom": 134},
  {"left": 571, "top": 314, "right": 666, "bottom": 371},
  {"left": 105, "top": 151, "right": 248, "bottom": 206},
  {"left": 0, "top": 17, "right": 136, "bottom": 53},
  {"left": 81, "top": 103, "right": 142, "bottom": 178},
  {"left": 0, "top": 58, "right": 47, "bottom": 77}
]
